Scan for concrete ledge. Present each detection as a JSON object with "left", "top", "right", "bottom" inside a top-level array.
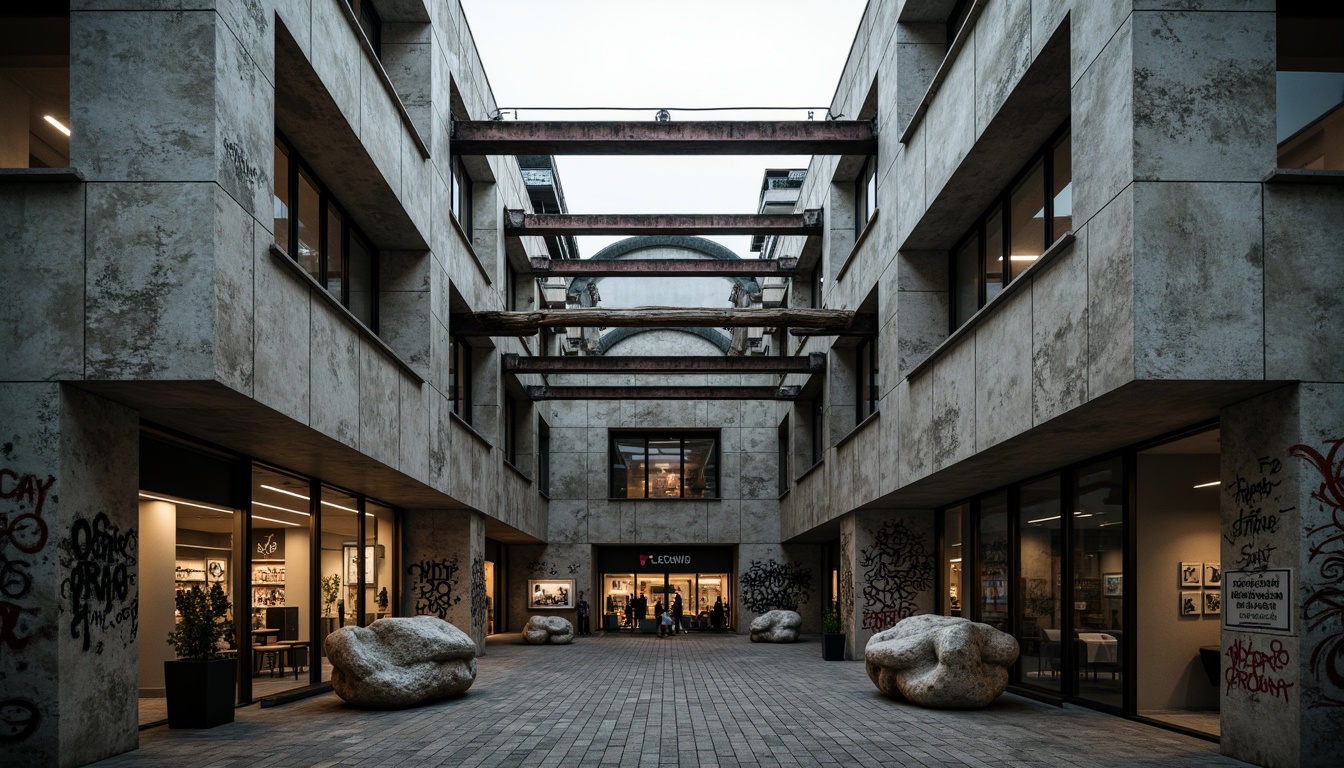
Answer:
[
  {"left": 0, "top": 168, "right": 85, "bottom": 183},
  {"left": 1262, "top": 169, "right": 1344, "bottom": 185}
]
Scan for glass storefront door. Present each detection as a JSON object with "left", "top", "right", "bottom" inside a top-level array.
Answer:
[
  {"left": 1018, "top": 475, "right": 1062, "bottom": 692},
  {"left": 1071, "top": 457, "right": 1125, "bottom": 709}
]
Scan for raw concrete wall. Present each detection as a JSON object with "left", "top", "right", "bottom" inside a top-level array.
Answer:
[
  {"left": 402, "top": 509, "right": 487, "bottom": 654},
  {"left": 839, "top": 510, "right": 936, "bottom": 660}
]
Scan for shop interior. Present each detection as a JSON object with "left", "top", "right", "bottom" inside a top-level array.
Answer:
[{"left": 601, "top": 572, "right": 730, "bottom": 631}]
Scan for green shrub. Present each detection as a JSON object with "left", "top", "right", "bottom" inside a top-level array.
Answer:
[{"left": 167, "top": 582, "right": 232, "bottom": 660}]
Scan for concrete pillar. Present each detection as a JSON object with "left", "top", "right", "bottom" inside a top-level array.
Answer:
[
  {"left": 1220, "top": 383, "right": 1344, "bottom": 768},
  {"left": 736, "top": 543, "right": 822, "bottom": 635},
  {"left": 136, "top": 500, "right": 176, "bottom": 696},
  {"left": 401, "top": 509, "right": 485, "bottom": 653},
  {"left": 2, "top": 383, "right": 139, "bottom": 768},
  {"left": 841, "top": 509, "right": 936, "bottom": 660}
]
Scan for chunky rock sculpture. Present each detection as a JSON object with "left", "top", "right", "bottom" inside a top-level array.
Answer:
[
  {"left": 864, "top": 615, "right": 1018, "bottom": 708},
  {"left": 749, "top": 610, "right": 802, "bottom": 643},
  {"left": 523, "top": 615, "right": 574, "bottom": 644},
  {"left": 324, "top": 616, "right": 477, "bottom": 708}
]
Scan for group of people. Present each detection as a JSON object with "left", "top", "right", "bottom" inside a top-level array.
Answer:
[{"left": 576, "top": 589, "right": 729, "bottom": 636}]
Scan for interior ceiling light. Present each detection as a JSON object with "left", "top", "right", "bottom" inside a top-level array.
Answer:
[
  {"left": 44, "top": 115, "right": 70, "bottom": 136},
  {"left": 251, "top": 514, "right": 300, "bottom": 527},
  {"left": 253, "top": 500, "right": 309, "bottom": 516},
  {"left": 138, "top": 492, "right": 234, "bottom": 514},
  {"left": 260, "top": 483, "right": 359, "bottom": 513},
  {"left": 1193, "top": 480, "right": 1220, "bottom": 488}
]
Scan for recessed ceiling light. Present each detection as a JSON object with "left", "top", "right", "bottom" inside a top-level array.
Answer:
[
  {"left": 1193, "top": 481, "right": 1219, "bottom": 489},
  {"left": 138, "top": 492, "right": 234, "bottom": 514},
  {"left": 253, "top": 500, "right": 309, "bottom": 516},
  {"left": 44, "top": 115, "right": 70, "bottom": 136}
]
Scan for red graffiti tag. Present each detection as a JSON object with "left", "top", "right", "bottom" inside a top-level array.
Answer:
[
  {"left": 1225, "top": 637, "right": 1295, "bottom": 703},
  {"left": 1291, "top": 437, "right": 1344, "bottom": 707},
  {"left": 0, "top": 470, "right": 54, "bottom": 554}
]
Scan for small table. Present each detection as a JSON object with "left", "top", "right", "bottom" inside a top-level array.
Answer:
[
  {"left": 1078, "top": 632, "right": 1118, "bottom": 679},
  {"left": 253, "top": 644, "right": 299, "bottom": 679}
]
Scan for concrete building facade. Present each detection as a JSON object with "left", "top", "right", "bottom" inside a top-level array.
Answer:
[{"left": 1, "top": 2, "right": 1341, "bottom": 768}]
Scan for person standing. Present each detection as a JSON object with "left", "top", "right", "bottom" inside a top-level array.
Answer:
[
  {"left": 576, "top": 591, "right": 591, "bottom": 636},
  {"left": 671, "top": 592, "right": 684, "bottom": 635},
  {"left": 637, "top": 593, "right": 648, "bottom": 626},
  {"left": 711, "top": 596, "right": 725, "bottom": 631}
]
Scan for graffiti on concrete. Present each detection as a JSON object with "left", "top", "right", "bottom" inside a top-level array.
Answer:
[
  {"left": 407, "top": 556, "right": 461, "bottom": 620},
  {"left": 62, "top": 512, "right": 138, "bottom": 654},
  {"left": 1224, "top": 457, "right": 1290, "bottom": 570},
  {"left": 838, "top": 529, "right": 854, "bottom": 630},
  {"left": 1225, "top": 636, "right": 1295, "bottom": 703},
  {"left": 470, "top": 555, "right": 487, "bottom": 636},
  {"left": 526, "top": 560, "right": 559, "bottom": 578},
  {"left": 1291, "top": 437, "right": 1344, "bottom": 708},
  {"left": 0, "top": 697, "right": 41, "bottom": 744},
  {"left": 0, "top": 469, "right": 54, "bottom": 656},
  {"left": 859, "top": 519, "right": 933, "bottom": 632},
  {"left": 739, "top": 559, "right": 812, "bottom": 613}
]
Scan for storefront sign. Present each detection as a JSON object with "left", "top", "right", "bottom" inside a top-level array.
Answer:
[
  {"left": 597, "top": 546, "right": 733, "bottom": 573},
  {"left": 1223, "top": 568, "right": 1292, "bottom": 633}
]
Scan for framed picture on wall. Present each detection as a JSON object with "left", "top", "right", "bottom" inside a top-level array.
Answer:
[
  {"left": 1180, "top": 592, "right": 1200, "bottom": 616},
  {"left": 1203, "top": 590, "right": 1222, "bottom": 615},
  {"left": 206, "top": 559, "right": 226, "bottom": 582},
  {"left": 343, "top": 544, "right": 376, "bottom": 585},
  {"left": 529, "top": 579, "right": 575, "bottom": 609},
  {"left": 1102, "top": 573, "right": 1122, "bottom": 597},
  {"left": 1179, "top": 562, "right": 1202, "bottom": 587},
  {"left": 1203, "top": 562, "right": 1221, "bottom": 587}
]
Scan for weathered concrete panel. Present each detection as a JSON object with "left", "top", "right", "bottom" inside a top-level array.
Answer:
[
  {"left": 253, "top": 243, "right": 312, "bottom": 425},
  {"left": 1132, "top": 181, "right": 1263, "bottom": 381},
  {"left": 309, "top": 0, "right": 361, "bottom": 133},
  {"left": 359, "top": 343, "right": 400, "bottom": 466},
  {"left": 923, "top": 35, "right": 977, "bottom": 200},
  {"left": 309, "top": 306, "right": 360, "bottom": 449},
  {"left": 931, "top": 337, "right": 976, "bottom": 471},
  {"left": 212, "top": 188, "right": 255, "bottom": 395},
  {"left": 398, "top": 377, "right": 430, "bottom": 485},
  {"left": 1132, "top": 10, "right": 1274, "bottom": 183},
  {"left": 214, "top": 11, "right": 271, "bottom": 219},
  {"left": 1264, "top": 185, "right": 1344, "bottom": 382},
  {"left": 975, "top": 294, "right": 1033, "bottom": 450},
  {"left": 897, "top": 375, "right": 934, "bottom": 485},
  {"left": 973, "top": 0, "right": 1032, "bottom": 137},
  {"left": 402, "top": 510, "right": 486, "bottom": 653},
  {"left": 1031, "top": 240, "right": 1088, "bottom": 424},
  {"left": 1072, "top": 14, "right": 1133, "bottom": 226},
  {"left": 0, "top": 184, "right": 85, "bottom": 381},
  {"left": 1086, "top": 190, "right": 1135, "bottom": 399},
  {"left": 634, "top": 501, "right": 707, "bottom": 544}
]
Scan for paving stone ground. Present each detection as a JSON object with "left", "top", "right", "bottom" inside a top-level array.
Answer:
[{"left": 97, "top": 632, "right": 1249, "bottom": 768}]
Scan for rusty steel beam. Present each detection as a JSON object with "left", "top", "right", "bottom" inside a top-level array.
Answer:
[
  {"left": 525, "top": 385, "right": 802, "bottom": 401},
  {"left": 505, "top": 209, "right": 823, "bottom": 236},
  {"left": 503, "top": 353, "right": 825, "bottom": 374},
  {"left": 526, "top": 257, "right": 799, "bottom": 277},
  {"left": 452, "top": 120, "right": 877, "bottom": 155}
]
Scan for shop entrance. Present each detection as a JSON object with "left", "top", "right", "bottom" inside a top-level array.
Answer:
[{"left": 597, "top": 546, "right": 734, "bottom": 632}]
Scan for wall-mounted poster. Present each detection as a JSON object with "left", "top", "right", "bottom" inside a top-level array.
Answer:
[
  {"left": 1180, "top": 562, "right": 1202, "bottom": 587},
  {"left": 207, "top": 559, "right": 227, "bottom": 582},
  {"left": 1203, "top": 562, "right": 1221, "bottom": 587},
  {"left": 1203, "top": 590, "right": 1222, "bottom": 615},
  {"left": 1180, "top": 592, "right": 1200, "bottom": 616},
  {"left": 529, "top": 579, "right": 575, "bottom": 609},
  {"left": 1102, "top": 573, "right": 1122, "bottom": 597}
]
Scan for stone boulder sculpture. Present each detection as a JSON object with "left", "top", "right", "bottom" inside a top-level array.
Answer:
[
  {"left": 324, "top": 616, "right": 477, "bottom": 708},
  {"left": 523, "top": 615, "right": 574, "bottom": 644},
  {"left": 864, "top": 615, "right": 1018, "bottom": 708},
  {"left": 749, "top": 610, "right": 802, "bottom": 643}
]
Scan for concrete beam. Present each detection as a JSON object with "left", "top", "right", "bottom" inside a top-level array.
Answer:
[
  {"left": 526, "top": 257, "right": 800, "bottom": 277},
  {"left": 452, "top": 308, "right": 872, "bottom": 337},
  {"left": 503, "top": 353, "right": 825, "bottom": 374},
  {"left": 525, "top": 385, "right": 802, "bottom": 400},
  {"left": 452, "top": 120, "right": 877, "bottom": 155},
  {"left": 505, "top": 208, "right": 823, "bottom": 236}
]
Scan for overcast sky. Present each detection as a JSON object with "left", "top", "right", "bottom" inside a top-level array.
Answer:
[{"left": 459, "top": 0, "right": 869, "bottom": 258}]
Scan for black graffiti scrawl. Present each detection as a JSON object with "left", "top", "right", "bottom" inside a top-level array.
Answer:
[
  {"left": 470, "top": 555, "right": 487, "bottom": 636},
  {"left": 838, "top": 529, "right": 855, "bottom": 625},
  {"left": 407, "top": 555, "right": 461, "bottom": 619},
  {"left": 61, "top": 512, "right": 138, "bottom": 654},
  {"left": 739, "top": 559, "right": 812, "bottom": 613},
  {"left": 860, "top": 519, "right": 933, "bottom": 632}
]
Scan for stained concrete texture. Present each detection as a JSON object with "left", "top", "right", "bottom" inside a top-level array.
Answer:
[{"left": 97, "top": 633, "right": 1249, "bottom": 768}]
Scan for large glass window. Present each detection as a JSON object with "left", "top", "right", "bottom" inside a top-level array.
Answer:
[
  {"left": 855, "top": 155, "right": 877, "bottom": 236},
  {"left": 448, "top": 335, "right": 472, "bottom": 424},
  {"left": 856, "top": 336, "right": 879, "bottom": 422},
  {"left": 273, "top": 134, "right": 380, "bottom": 331},
  {"left": 450, "top": 155, "right": 473, "bottom": 239},
  {"left": 940, "top": 505, "right": 965, "bottom": 617},
  {"left": 1277, "top": 4, "right": 1344, "bottom": 170},
  {"left": 249, "top": 467, "right": 313, "bottom": 697},
  {"left": 1071, "top": 456, "right": 1125, "bottom": 709},
  {"left": 1018, "top": 475, "right": 1062, "bottom": 692},
  {"left": 609, "top": 432, "right": 719, "bottom": 499},
  {"left": 977, "top": 492, "right": 1010, "bottom": 632},
  {"left": 0, "top": 6, "right": 70, "bottom": 168}
]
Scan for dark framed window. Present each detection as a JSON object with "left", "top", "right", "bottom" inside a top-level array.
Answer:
[
  {"left": 947, "top": 0, "right": 973, "bottom": 44},
  {"left": 1277, "top": 3, "right": 1344, "bottom": 170},
  {"left": 809, "top": 261, "right": 824, "bottom": 309},
  {"left": 503, "top": 397, "right": 518, "bottom": 467},
  {"left": 345, "top": 0, "right": 381, "bottom": 58},
  {"left": 609, "top": 432, "right": 719, "bottom": 499},
  {"left": 777, "top": 418, "right": 790, "bottom": 495},
  {"left": 448, "top": 335, "right": 472, "bottom": 424},
  {"left": 810, "top": 396, "right": 824, "bottom": 466},
  {"left": 273, "top": 134, "right": 378, "bottom": 330},
  {"left": 538, "top": 421, "right": 551, "bottom": 496},
  {"left": 856, "top": 336, "right": 879, "bottom": 423},
  {"left": 855, "top": 154, "right": 877, "bottom": 236},
  {"left": 450, "top": 155, "right": 473, "bottom": 239},
  {"left": 948, "top": 127, "right": 1070, "bottom": 331}
]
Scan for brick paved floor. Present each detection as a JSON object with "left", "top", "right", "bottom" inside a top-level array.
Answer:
[{"left": 98, "top": 632, "right": 1249, "bottom": 768}]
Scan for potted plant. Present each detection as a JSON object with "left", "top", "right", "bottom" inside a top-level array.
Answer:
[
  {"left": 165, "top": 582, "right": 236, "bottom": 728},
  {"left": 822, "top": 603, "right": 846, "bottom": 661}
]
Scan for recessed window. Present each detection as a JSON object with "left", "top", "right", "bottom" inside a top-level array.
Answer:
[
  {"left": 273, "top": 135, "right": 379, "bottom": 330},
  {"left": 778, "top": 419, "right": 790, "bottom": 495},
  {"left": 855, "top": 155, "right": 877, "bottom": 236},
  {"left": 345, "top": 0, "right": 382, "bottom": 58},
  {"left": 810, "top": 396, "right": 825, "bottom": 467},
  {"left": 448, "top": 335, "right": 472, "bottom": 424},
  {"left": 0, "top": 6, "right": 70, "bottom": 169},
  {"left": 610, "top": 432, "right": 718, "bottom": 499},
  {"left": 538, "top": 421, "right": 551, "bottom": 496},
  {"left": 949, "top": 127, "right": 1070, "bottom": 331},
  {"left": 450, "top": 155, "right": 473, "bottom": 240},
  {"left": 856, "top": 336, "right": 879, "bottom": 423},
  {"left": 1277, "top": 3, "right": 1344, "bottom": 170}
]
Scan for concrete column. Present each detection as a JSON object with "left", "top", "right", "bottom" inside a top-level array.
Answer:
[
  {"left": 2, "top": 383, "right": 139, "bottom": 768},
  {"left": 136, "top": 500, "right": 176, "bottom": 696},
  {"left": 736, "top": 543, "right": 822, "bottom": 635},
  {"left": 401, "top": 509, "right": 485, "bottom": 653},
  {"left": 1220, "top": 384, "right": 1344, "bottom": 768},
  {"left": 842, "top": 509, "right": 936, "bottom": 660}
]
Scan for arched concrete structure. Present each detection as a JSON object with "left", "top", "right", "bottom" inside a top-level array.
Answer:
[{"left": 566, "top": 235, "right": 762, "bottom": 302}]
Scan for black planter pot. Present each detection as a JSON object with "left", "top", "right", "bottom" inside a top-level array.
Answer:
[
  {"left": 822, "top": 633, "right": 846, "bottom": 661},
  {"left": 164, "top": 658, "right": 237, "bottom": 729}
]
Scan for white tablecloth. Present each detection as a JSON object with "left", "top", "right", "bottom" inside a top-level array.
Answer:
[{"left": 1078, "top": 632, "right": 1117, "bottom": 664}]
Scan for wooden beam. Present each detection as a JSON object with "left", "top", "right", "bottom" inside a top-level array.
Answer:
[
  {"left": 452, "top": 120, "right": 877, "bottom": 155},
  {"left": 505, "top": 209, "right": 823, "bottom": 236},
  {"left": 455, "top": 307, "right": 870, "bottom": 336},
  {"left": 526, "top": 257, "right": 799, "bottom": 278},
  {"left": 525, "top": 385, "right": 802, "bottom": 400},
  {"left": 503, "top": 353, "right": 825, "bottom": 374}
]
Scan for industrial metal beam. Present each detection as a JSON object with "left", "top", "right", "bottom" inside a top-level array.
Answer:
[
  {"left": 525, "top": 385, "right": 802, "bottom": 401},
  {"left": 452, "top": 120, "right": 877, "bottom": 155},
  {"left": 504, "top": 209, "right": 823, "bottom": 236},
  {"left": 503, "top": 353, "right": 825, "bottom": 374},
  {"left": 526, "top": 257, "right": 799, "bottom": 277},
  {"left": 452, "top": 308, "right": 872, "bottom": 336}
]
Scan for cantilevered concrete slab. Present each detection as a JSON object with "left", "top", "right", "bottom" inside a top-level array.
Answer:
[{"left": 452, "top": 120, "right": 877, "bottom": 155}]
